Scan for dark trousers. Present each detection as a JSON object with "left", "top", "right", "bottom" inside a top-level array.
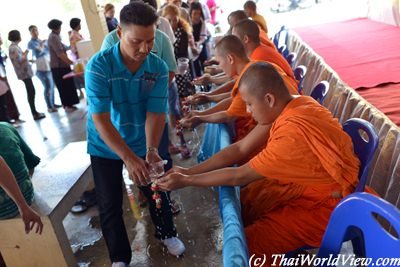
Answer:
[
  {"left": 90, "top": 130, "right": 176, "bottom": 263},
  {"left": 0, "top": 94, "right": 9, "bottom": 122},
  {"left": 22, "top": 78, "right": 38, "bottom": 116}
]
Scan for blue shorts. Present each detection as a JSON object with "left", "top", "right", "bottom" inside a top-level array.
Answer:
[{"left": 168, "top": 81, "right": 181, "bottom": 116}]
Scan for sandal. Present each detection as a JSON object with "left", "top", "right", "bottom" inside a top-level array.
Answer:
[{"left": 71, "top": 200, "right": 88, "bottom": 213}]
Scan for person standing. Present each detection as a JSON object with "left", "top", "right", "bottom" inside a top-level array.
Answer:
[
  {"left": 0, "top": 35, "right": 22, "bottom": 123},
  {"left": 69, "top": 18, "right": 85, "bottom": 99},
  {"left": 47, "top": 19, "right": 79, "bottom": 112},
  {"left": 85, "top": 2, "right": 185, "bottom": 266},
  {"left": 104, "top": 3, "right": 119, "bottom": 32},
  {"left": 28, "top": 25, "right": 58, "bottom": 113},
  {"left": 8, "top": 30, "right": 45, "bottom": 120}
]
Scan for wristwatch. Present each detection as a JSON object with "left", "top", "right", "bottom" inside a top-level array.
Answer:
[{"left": 146, "top": 147, "right": 158, "bottom": 154}]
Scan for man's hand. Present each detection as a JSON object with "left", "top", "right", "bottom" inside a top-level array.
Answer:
[
  {"left": 204, "top": 57, "right": 219, "bottom": 66},
  {"left": 124, "top": 155, "right": 150, "bottom": 186},
  {"left": 19, "top": 206, "right": 43, "bottom": 234},
  {"left": 192, "top": 73, "right": 211, "bottom": 86},
  {"left": 190, "top": 94, "right": 210, "bottom": 105},
  {"left": 146, "top": 150, "right": 163, "bottom": 165},
  {"left": 158, "top": 172, "right": 188, "bottom": 191},
  {"left": 180, "top": 116, "right": 201, "bottom": 129}
]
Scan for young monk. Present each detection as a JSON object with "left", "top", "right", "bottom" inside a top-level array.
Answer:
[
  {"left": 232, "top": 19, "right": 295, "bottom": 80},
  {"left": 158, "top": 62, "right": 361, "bottom": 265},
  {"left": 228, "top": 10, "right": 273, "bottom": 49},
  {"left": 243, "top": 1, "right": 268, "bottom": 35},
  {"left": 181, "top": 35, "right": 298, "bottom": 141}
]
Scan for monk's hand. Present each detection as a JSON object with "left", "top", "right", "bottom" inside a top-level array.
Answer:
[
  {"left": 158, "top": 172, "right": 188, "bottom": 191},
  {"left": 204, "top": 57, "right": 219, "bottom": 66},
  {"left": 125, "top": 154, "right": 150, "bottom": 186},
  {"left": 20, "top": 205, "right": 43, "bottom": 234},
  {"left": 180, "top": 116, "right": 201, "bottom": 129},
  {"left": 192, "top": 73, "right": 211, "bottom": 86},
  {"left": 191, "top": 94, "right": 209, "bottom": 105},
  {"left": 165, "top": 165, "right": 190, "bottom": 176}
]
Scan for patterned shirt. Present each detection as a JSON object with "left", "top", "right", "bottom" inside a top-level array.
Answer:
[
  {"left": 0, "top": 122, "right": 40, "bottom": 219},
  {"left": 48, "top": 32, "right": 70, "bottom": 69},
  {"left": 85, "top": 43, "right": 169, "bottom": 159},
  {"left": 8, "top": 43, "right": 33, "bottom": 80}
]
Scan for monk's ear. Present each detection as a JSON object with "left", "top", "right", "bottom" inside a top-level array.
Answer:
[
  {"left": 264, "top": 93, "right": 275, "bottom": 108},
  {"left": 243, "top": 35, "right": 250, "bottom": 44},
  {"left": 116, "top": 25, "right": 122, "bottom": 40},
  {"left": 227, "top": 54, "right": 234, "bottom": 65}
]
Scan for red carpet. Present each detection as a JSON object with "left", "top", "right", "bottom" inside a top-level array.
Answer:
[{"left": 295, "top": 18, "right": 400, "bottom": 89}]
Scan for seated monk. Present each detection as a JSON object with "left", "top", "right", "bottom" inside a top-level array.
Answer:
[
  {"left": 227, "top": 10, "right": 275, "bottom": 50},
  {"left": 232, "top": 19, "right": 295, "bottom": 81},
  {"left": 158, "top": 62, "right": 364, "bottom": 266},
  {"left": 182, "top": 35, "right": 298, "bottom": 142}
]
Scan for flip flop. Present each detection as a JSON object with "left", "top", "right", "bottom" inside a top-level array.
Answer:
[{"left": 71, "top": 200, "right": 88, "bottom": 213}]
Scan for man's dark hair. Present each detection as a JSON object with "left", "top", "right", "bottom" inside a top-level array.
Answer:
[
  {"left": 8, "top": 30, "right": 21, "bottom": 42},
  {"left": 129, "top": 0, "right": 158, "bottom": 10},
  {"left": 239, "top": 62, "right": 289, "bottom": 98},
  {"left": 120, "top": 1, "right": 158, "bottom": 27},
  {"left": 28, "top": 25, "right": 37, "bottom": 32},
  {"left": 233, "top": 19, "right": 260, "bottom": 44},
  {"left": 70, "top": 18, "right": 81, "bottom": 30},
  {"left": 215, "top": 35, "right": 247, "bottom": 59},
  {"left": 48, "top": 19, "right": 63, "bottom": 30},
  {"left": 244, "top": 0, "right": 257, "bottom": 11}
]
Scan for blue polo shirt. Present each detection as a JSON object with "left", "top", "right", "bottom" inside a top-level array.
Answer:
[{"left": 85, "top": 43, "right": 169, "bottom": 159}]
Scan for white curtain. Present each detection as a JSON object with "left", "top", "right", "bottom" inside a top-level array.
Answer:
[{"left": 367, "top": 0, "right": 400, "bottom": 26}]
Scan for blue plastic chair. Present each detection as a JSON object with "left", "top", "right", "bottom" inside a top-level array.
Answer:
[
  {"left": 273, "top": 26, "right": 288, "bottom": 50},
  {"left": 286, "top": 118, "right": 379, "bottom": 257},
  {"left": 343, "top": 118, "right": 379, "bottom": 192},
  {"left": 293, "top": 65, "right": 307, "bottom": 94},
  {"left": 310, "top": 81, "right": 329, "bottom": 105},
  {"left": 317, "top": 192, "right": 400, "bottom": 265},
  {"left": 286, "top": 52, "right": 297, "bottom": 69},
  {"left": 278, "top": 45, "right": 288, "bottom": 59}
]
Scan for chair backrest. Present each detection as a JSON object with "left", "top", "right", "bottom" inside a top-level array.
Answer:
[
  {"left": 310, "top": 81, "right": 329, "bottom": 105},
  {"left": 317, "top": 192, "right": 400, "bottom": 265},
  {"left": 278, "top": 45, "right": 287, "bottom": 58},
  {"left": 342, "top": 118, "right": 379, "bottom": 192},
  {"left": 286, "top": 52, "right": 297, "bottom": 69},
  {"left": 293, "top": 65, "right": 307, "bottom": 94},
  {"left": 273, "top": 25, "right": 288, "bottom": 49}
]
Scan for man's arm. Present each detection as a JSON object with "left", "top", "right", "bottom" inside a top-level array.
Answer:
[
  {"left": 181, "top": 110, "right": 236, "bottom": 128},
  {"left": 145, "top": 112, "right": 166, "bottom": 150},
  {"left": 0, "top": 157, "right": 43, "bottom": 234},
  {"left": 158, "top": 163, "right": 264, "bottom": 190},
  {"left": 207, "top": 92, "right": 231, "bottom": 103},
  {"left": 92, "top": 113, "right": 150, "bottom": 185},
  {"left": 207, "top": 79, "right": 235, "bottom": 96},
  {"left": 189, "top": 124, "right": 270, "bottom": 174}
]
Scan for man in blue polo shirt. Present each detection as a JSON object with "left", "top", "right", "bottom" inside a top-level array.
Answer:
[{"left": 85, "top": 2, "right": 185, "bottom": 266}]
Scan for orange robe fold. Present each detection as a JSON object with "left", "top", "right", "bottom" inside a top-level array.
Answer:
[{"left": 242, "top": 96, "right": 361, "bottom": 266}]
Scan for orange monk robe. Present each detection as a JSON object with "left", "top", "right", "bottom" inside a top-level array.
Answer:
[
  {"left": 250, "top": 44, "right": 296, "bottom": 81},
  {"left": 252, "top": 14, "right": 268, "bottom": 34},
  {"left": 241, "top": 96, "right": 362, "bottom": 265},
  {"left": 259, "top": 27, "right": 276, "bottom": 50},
  {"left": 227, "top": 61, "right": 298, "bottom": 142}
]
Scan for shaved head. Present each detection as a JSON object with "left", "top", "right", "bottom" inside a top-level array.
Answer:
[
  {"left": 215, "top": 35, "right": 247, "bottom": 59},
  {"left": 239, "top": 62, "right": 290, "bottom": 99},
  {"left": 232, "top": 19, "right": 260, "bottom": 44},
  {"left": 228, "top": 10, "right": 248, "bottom": 26}
]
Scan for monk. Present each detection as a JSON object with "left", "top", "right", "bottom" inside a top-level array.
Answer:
[
  {"left": 228, "top": 10, "right": 274, "bottom": 49},
  {"left": 182, "top": 35, "right": 298, "bottom": 141},
  {"left": 243, "top": 0, "right": 268, "bottom": 35},
  {"left": 232, "top": 19, "right": 295, "bottom": 80},
  {"left": 158, "top": 62, "right": 361, "bottom": 265}
]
